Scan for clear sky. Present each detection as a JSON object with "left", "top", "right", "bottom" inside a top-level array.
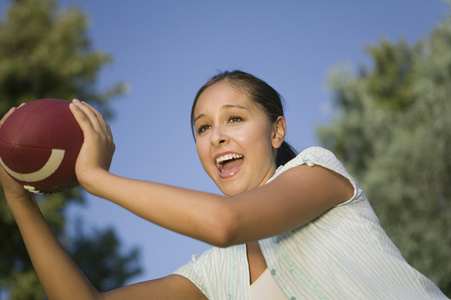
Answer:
[{"left": 4, "top": 0, "right": 449, "bottom": 286}]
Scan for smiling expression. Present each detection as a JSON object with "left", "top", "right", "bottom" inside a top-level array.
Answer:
[{"left": 193, "top": 81, "right": 284, "bottom": 196}]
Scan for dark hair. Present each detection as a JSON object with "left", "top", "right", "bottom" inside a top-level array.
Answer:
[{"left": 191, "top": 70, "right": 297, "bottom": 167}]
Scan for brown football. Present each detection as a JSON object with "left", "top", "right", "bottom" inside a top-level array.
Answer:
[{"left": 0, "top": 99, "right": 83, "bottom": 194}]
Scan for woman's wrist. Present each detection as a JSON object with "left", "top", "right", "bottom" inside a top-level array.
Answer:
[
  {"left": 4, "top": 191, "right": 39, "bottom": 220},
  {"left": 3, "top": 184, "right": 32, "bottom": 202},
  {"left": 77, "top": 168, "right": 113, "bottom": 197}
]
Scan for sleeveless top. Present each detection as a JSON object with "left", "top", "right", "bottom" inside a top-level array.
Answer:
[{"left": 174, "top": 147, "right": 447, "bottom": 299}]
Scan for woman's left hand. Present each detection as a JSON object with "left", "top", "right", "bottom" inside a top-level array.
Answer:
[{"left": 69, "top": 99, "right": 115, "bottom": 191}]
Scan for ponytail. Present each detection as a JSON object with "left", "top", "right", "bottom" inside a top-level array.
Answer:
[{"left": 276, "top": 141, "right": 297, "bottom": 167}]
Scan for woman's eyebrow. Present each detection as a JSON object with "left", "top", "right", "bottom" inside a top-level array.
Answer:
[
  {"left": 194, "top": 104, "right": 249, "bottom": 123},
  {"left": 194, "top": 113, "right": 205, "bottom": 123},
  {"left": 222, "top": 104, "right": 249, "bottom": 111}
]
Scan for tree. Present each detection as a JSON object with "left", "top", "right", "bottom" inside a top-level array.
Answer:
[
  {"left": 0, "top": 0, "right": 141, "bottom": 299},
  {"left": 318, "top": 11, "right": 451, "bottom": 296}
]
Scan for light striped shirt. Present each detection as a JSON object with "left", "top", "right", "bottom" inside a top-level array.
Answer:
[{"left": 174, "top": 147, "right": 447, "bottom": 299}]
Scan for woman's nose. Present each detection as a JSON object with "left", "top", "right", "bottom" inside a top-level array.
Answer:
[{"left": 210, "top": 126, "right": 229, "bottom": 146}]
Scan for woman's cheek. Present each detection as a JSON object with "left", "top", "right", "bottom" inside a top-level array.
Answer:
[{"left": 196, "top": 139, "right": 212, "bottom": 170}]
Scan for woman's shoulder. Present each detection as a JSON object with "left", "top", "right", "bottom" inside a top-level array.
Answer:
[
  {"left": 271, "top": 146, "right": 344, "bottom": 178},
  {"left": 297, "top": 146, "right": 338, "bottom": 165},
  {"left": 269, "top": 146, "right": 365, "bottom": 206}
]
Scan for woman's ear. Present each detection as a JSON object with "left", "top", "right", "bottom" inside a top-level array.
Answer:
[{"left": 272, "top": 116, "right": 287, "bottom": 149}]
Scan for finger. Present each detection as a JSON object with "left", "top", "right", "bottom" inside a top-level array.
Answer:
[
  {"left": 76, "top": 101, "right": 106, "bottom": 132},
  {"left": 71, "top": 100, "right": 103, "bottom": 131},
  {"left": 77, "top": 101, "right": 111, "bottom": 137},
  {"left": 70, "top": 100, "right": 112, "bottom": 140},
  {"left": 1, "top": 102, "right": 29, "bottom": 128},
  {"left": 69, "top": 100, "right": 97, "bottom": 134},
  {"left": 73, "top": 100, "right": 98, "bottom": 121},
  {"left": 0, "top": 107, "right": 17, "bottom": 127}
]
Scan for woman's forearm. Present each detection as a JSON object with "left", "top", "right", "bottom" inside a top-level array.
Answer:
[
  {"left": 6, "top": 194, "right": 102, "bottom": 300},
  {"left": 82, "top": 169, "right": 235, "bottom": 247}
]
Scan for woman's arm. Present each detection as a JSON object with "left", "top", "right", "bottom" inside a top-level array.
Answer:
[
  {"left": 5, "top": 191, "right": 102, "bottom": 299},
  {"left": 4, "top": 190, "right": 205, "bottom": 300},
  {"left": 0, "top": 106, "right": 100, "bottom": 299},
  {"left": 77, "top": 163, "right": 352, "bottom": 247},
  {"left": 4, "top": 190, "right": 206, "bottom": 300},
  {"left": 70, "top": 100, "right": 354, "bottom": 248}
]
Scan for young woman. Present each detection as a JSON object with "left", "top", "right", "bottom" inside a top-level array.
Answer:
[{"left": 0, "top": 71, "right": 447, "bottom": 299}]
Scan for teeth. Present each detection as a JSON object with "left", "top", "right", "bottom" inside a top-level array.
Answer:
[{"left": 216, "top": 153, "right": 243, "bottom": 164}]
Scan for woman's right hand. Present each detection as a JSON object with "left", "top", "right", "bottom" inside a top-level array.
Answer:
[
  {"left": 69, "top": 99, "right": 115, "bottom": 192},
  {"left": 0, "top": 106, "right": 31, "bottom": 201}
]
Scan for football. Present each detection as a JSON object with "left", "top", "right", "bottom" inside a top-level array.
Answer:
[{"left": 0, "top": 99, "right": 83, "bottom": 194}]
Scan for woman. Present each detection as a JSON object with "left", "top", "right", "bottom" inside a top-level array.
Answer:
[{"left": 0, "top": 71, "right": 446, "bottom": 299}]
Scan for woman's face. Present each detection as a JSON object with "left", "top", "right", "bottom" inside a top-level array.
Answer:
[{"left": 193, "top": 81, "right": 283, "bottom": 196}]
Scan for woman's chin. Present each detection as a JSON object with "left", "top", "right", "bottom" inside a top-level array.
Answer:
[{"left": 218, "top": 182, "right": 248, "bottom": 197}]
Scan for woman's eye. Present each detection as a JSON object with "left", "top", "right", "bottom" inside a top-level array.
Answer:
[
  {"left": 197, "top": 124, "right": 210, "bottom": 134},
  {"left": 228, "top": 116, "right": 243, "bottom": 123}
]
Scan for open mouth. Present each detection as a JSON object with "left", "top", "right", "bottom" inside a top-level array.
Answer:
[{"left": 215, "top": 153, "right": 244, "bottom": 177}]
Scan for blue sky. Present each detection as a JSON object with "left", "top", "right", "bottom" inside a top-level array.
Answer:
[{"left": 3, "top": 0, "right": 449, "bottom": 286}]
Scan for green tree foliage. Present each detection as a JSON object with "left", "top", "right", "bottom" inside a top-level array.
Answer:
[
  {"left": 0, "top": 0, "right": 140, "bottom": 298},
  {"left": 318, "top": 11, "right": 451, "bottom": 296},
  {"left": 67, "top": 220, "right": 141, "bottom": 292}
]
